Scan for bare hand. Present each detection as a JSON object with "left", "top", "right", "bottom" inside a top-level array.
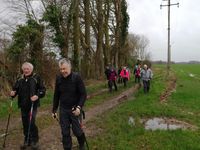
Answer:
[
  {"left": 31, "top": 95, "right": 38, "bottom": 101},
  {"left": 10, "top": 91, "right": 16, "bottom": 97}
]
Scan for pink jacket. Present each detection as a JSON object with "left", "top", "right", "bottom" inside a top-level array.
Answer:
[{"left": 120, "top": 69, "right": 130, "bottom": 80}]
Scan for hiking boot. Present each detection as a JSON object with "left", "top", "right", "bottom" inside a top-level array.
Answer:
[
  {"left": 20, "top": 143, "right": 29, "bottom": 150},
  {"left": 79, "top": 144, "right": 85, "bottom": 150},
  {"left": 31, "top": 142, "right": 39, "bottom": 150},
  {"left": 77, "top": 133, "right": 86, "bottom": 150}
]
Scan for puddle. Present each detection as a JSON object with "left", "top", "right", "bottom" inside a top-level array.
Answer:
[
  {"left": 145, "top": 117, "right": 182, "bottom": 130},
  {"left": 143, "top": 117, "right": 197, "bottom": 131},
  {"left": 189, "top": 73, "right": 195, "bottom": 77},
  {"left": 128, "top": 117, "right": 135, "bottom": 127}
]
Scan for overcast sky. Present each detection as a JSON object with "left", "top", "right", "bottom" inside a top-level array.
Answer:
[
  {"left": 127, "top": 0, "right": 200, "bottom": 62},
  {"left": 1, "top": 0, "right": 199, "bottom": 62}
]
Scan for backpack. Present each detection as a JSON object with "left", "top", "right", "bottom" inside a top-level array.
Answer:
[{"left": 32, "top": 73, "right": 46, "bottom": 98}]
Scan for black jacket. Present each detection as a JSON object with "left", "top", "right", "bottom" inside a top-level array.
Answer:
[
  {"left": 13, "top": 74, "right": 39, "bottom": 108},
  {"left": 52, "top": 72, "right": 87, "bottom": 113}
]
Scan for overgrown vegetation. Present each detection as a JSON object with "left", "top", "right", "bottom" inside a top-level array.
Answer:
[
  {"left": 0, "top": 0, "right": 151, "bottom": 94},
  {"left": 87, "top": 64, "right": 200, "bottom": 149}
]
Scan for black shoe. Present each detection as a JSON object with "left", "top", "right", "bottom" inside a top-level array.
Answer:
[
  {"left": 79, "top": 144, "right": 85, "bottom": 150},
  {"left": 20, "top": 143, "right": 29, "bottom": 150},
  {"left": 31, "top": 142, "right": 39, "bottom": 150}
]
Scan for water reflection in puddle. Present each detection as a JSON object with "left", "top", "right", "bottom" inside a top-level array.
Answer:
[
  {"left": 128, "top": 117, "right": 197, "bottom": 131},
  {"left": 144, "top": 117, "right": 182, "bottom": 131}
]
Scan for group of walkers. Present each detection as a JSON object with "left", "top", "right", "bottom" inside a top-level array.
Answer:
[
  {"left": 105, "top": 63, "right": 153, "bottom": 94},
  {"left": 105, "top": 65, "right": 131, "bottom": 92},
  {"left": 9, "top": 58, "right": 87, "bottom": 150},
  {"left": 5, "top": 58, "right": 153, "bottom": 150}
]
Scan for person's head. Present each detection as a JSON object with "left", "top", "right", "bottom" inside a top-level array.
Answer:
[
  {"left": 59, "top": 58, "right": 72, "bottom": 78},
  {"left": 143, "top": 64, "right": 148, "bottom": 70},
  {"left": 21, "top": 62, "right": 34, "bottom": 77}
]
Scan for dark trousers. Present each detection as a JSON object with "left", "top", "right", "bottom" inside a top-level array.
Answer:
[
  {"left": 59, "top": 108, "right": 84, "bottom": 150},
  {"left": 143, "top": 80, "right": 150, "bottom": 93},
  {"left": 123, "top": 78, "right": 128, "bottom": 87},
  {"left": 108, "top": 80, "right": 118, "bottom": 92},
  {"left": 135, "top": 75, "right": 141, "bottom": 83},
  {"left": 117, "top": 76, "right": 123, "bottom": 84},
  {"left": 21, "top": 106, "right": 39, "bottom": 144}
]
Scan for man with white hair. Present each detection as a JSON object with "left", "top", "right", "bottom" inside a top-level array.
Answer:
[
  {"left": 10, "top": 62, "right": 44, "bottom": 149},
  {"left": 52, "top": 58, "right": 87, "bottom": 150},
  {"left": 141, "top": 64, "right": 153, "bottom": 93}
]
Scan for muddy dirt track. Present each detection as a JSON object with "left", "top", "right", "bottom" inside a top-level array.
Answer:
[{"left": 0, "top": 84, "right": 140, "bottom": 150}]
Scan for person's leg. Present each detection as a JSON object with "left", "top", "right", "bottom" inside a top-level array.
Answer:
[
  {"left": 143, "top": 80, "right": 147, "bottom": 93},
  {"left": 123, "top": 78, "right": 126, "bottom": 87},
  {"left": 138, "top": 76, "right": 141, "bottom": 83},
  {"left": 147, "top": 80, "right": 150, "bottom": 92},
  {"left": 71, "top": 114, "right": 85, "bottom": 150},
  {"left": 20, "top": 108, "right": 30, "bottom": 149},
  {"left": 108, "top": 80, "right": 113, "bottom": 92},
  {"left": 113, "top": 80, "right": 118, "bottom": 91},
  {"left": 60, "top": 109, "right": 72, "bottom": 150},
  {"left": 30, "top": 108, "right": 39, "bottom": 149}
]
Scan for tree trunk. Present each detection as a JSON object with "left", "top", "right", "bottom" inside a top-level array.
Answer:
[
  {"left": 95, "top": 0, "right": 104, "bottom": 78},
  {"left": 114, "top": 0, "right": 122, "bottom": 69},
  {"left": 73, "top": 0, "right": 80, "bottom": 71},
  {"left": 83, "top": 0, "right": 91, "bottom": 79},
  {"left": 103, "top": 0, "right": 111, "bottom": 67}
]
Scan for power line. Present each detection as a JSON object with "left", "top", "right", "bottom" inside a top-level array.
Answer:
[{"left": 160, "top": 0, "right": 179, "bottom": 75}]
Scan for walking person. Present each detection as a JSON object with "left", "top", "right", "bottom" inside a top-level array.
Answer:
[
  {"left": 120, "top": 66, "right": 130, "bottom": 87},
  {"left": 141, "top": 64, "right": 153, "bottom": 93},
  {"left": 52, "top": 58, "right": 87, "bottom": 150},
  {"left": 10, "top": 62, "right": 45, "bottom": 150},
  {"left": 117, "top": 66, "right": 123, "bottom": 84},
  {"left": 108, "top": 67, "right": 118, "bottom": 92},
  {"left": 134, "top": 64, "right": 141, "bottom": 83},
  {"left": 104, "top": 65, "right": 111, "bottom": 90}
]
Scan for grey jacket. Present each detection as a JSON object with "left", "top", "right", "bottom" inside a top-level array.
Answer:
[{"left": 141, "top": 68, "right": 153, "bottom": 81}]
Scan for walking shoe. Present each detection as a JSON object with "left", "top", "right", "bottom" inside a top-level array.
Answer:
[
  {"left": 20, "top": 143, "right": 29, "bottom": 150},
  {"left": 79, "top": 144, "right": 85, "bottom": 150},
  {"left": 31, "top": 142, "right": 39, "bottom": 150}
]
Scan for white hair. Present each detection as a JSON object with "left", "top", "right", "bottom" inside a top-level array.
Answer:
[
  {"left": 144, "top": 64, "right": 148, "bottom": 69},
  {"left": 21, "top": 62, "right": 34, "bottom": 71},
  {"left": 59, "top": 58, "right": 71, "bottom": 68}
]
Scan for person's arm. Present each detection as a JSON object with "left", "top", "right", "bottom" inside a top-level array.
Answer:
[
  {"left": 10, "top": 79, "right": 20, "bottom": 97},
  {"left": 150, "top": 69, "right": 153, "bottom": 79},
  {"left": 30, "top": 77, "right": 38, "bottom": 101},
  {"left": 52, "top": 76, "right": 60, "bottom": 113},
  {"left": 76, "top": 75, "right": 87, "bottom": 108}
]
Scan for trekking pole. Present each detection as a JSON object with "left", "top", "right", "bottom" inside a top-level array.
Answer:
[
  {"left": 2, "top": 97, "right": 13, "bottom": 148},
  {"left": 79, "top": 110, "right": 89, "bottom": 150},
  {"left": 26, "top": 102, "right": 34, "bottom": 145}
]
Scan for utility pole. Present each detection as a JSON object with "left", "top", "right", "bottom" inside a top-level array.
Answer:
[{"left": 160, "top": 0, "right": 179, "bottom": 75}]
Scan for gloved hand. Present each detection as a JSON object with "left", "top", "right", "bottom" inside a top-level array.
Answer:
[
  {"left": 72, "top": 106, "right": 81, "bottom": 116},
  {"left": 52, "top": 112, "right": 58, "bottom": 119}
]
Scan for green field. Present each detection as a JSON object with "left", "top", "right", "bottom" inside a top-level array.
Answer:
[
  {"left": 1, "top": 64, "right": 200, "bottom": 149},
  {"left": 87, "top": 64, "right": 200, "bottom": 150}
]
